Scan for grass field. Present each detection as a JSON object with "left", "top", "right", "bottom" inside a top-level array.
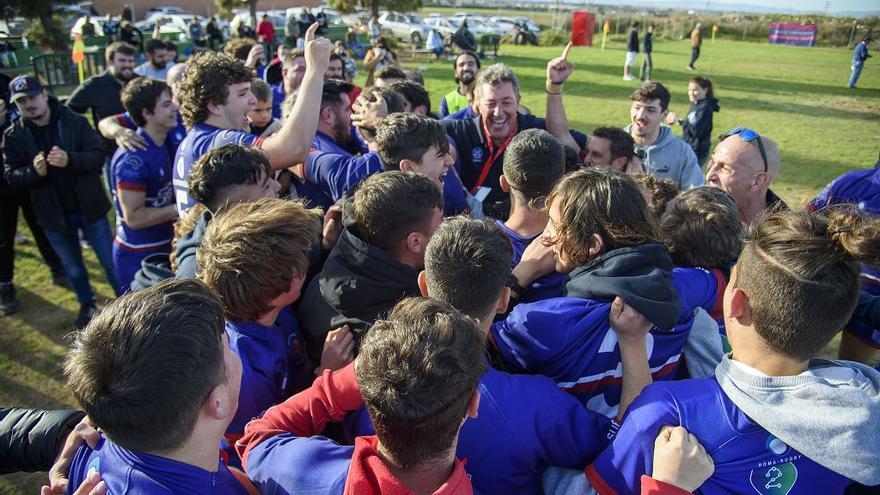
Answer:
[{"left": 1, "top": 38, "right": 878, "bottom": 494}]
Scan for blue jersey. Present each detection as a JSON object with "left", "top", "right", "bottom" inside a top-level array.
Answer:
[
  {"left": 110, "top": 128, "right": 175, "bottom": 251},
  {"left": 442, "top": 106, "right": 477, "bottom": 121},
  {"left": 343, "top": 364, "right": 613, "bottom": 494},
  {"left": 116, "top": 112, "right": 187, "bottom": 158},
  {"left": 496, "top": 220, "right": 567, "bottom": 303},
  {"left": 586, "top": 378, "right": 851, "bottom": 495},
  {"left": 271, "top": 82, "right": 285, "bottom": 119},
  {"left": 67, "top": 436, "right": 251, "bottom": 495},
  {"left": 491, "top": 267, "right": 719, "bottom": 418},
  {"left": 173, "top": 123, "right": 263, "bottom": 216},
  {"left": 225, "top": 307, "right": 308, "bottom": 438},
  {"left": 304, "top": 141, "right": 470, "bottom": 216}
]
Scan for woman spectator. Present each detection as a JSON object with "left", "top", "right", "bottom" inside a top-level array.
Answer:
[
  {"left": 362, "top": 37, "right": 398, "bottom": 87},
  {"left": 667, "top": 77, "right": 719, "bottom": 167}
]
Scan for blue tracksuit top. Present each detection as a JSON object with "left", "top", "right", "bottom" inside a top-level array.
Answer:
[
  {"left": 67, "top": 436, "right": 251, "bottom": 494},
  {"left": 492, "top": 266, "right": 719, "bottom": 418}
]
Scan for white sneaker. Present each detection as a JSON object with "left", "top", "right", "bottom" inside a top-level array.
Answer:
[{"left": 623, "top": 75, "right": 635, "bottom": 81}]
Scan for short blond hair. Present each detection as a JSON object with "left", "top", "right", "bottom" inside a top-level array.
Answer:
[{"left": 197, "top": 198, "right": 322, "bottom": 322}]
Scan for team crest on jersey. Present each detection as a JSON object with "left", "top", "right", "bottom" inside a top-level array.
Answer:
[
  {"left": 123, "top": 155, "right": 143, "bottom": 170},
  {"left": 749, "top": 462, "right": 797, "bottom": 495},
  {"left": 472, "top": 148, "right": 484, "bottom": 162}
]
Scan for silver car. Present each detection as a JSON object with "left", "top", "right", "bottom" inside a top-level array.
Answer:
[{"left": 377, "top": 11, "right": 431, "bottom": 47}]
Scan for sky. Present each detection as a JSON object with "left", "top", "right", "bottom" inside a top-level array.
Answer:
[{"left": 701, "top": 0, "right": 879, "bottom": 13}]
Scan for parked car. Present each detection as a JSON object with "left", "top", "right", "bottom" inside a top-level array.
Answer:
[
  {"left": 69, "top": 15, "right": 107, "bottom": 38},
  {"left": 136, "top": 14, "right": 206, "bottom": 40},
  {"left": 145, "top": 6, "right": 187, "bottom": 17},
  {"left": 377, "top": 11, "right": 431, "bottom": 47},
  {"left": 424, "top": 16, "right": 458, "bottom": 37},
  {"left": 489, "top": 16, "right": 541, "bottom": 35}
]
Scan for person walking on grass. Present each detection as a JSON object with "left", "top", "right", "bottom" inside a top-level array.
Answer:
[
  {"left": 687, "top": 23, "right": 703, "bottom": 71},
  {"left": 849, "top": 35, "right": 872, "bottom": 89},
  {"left": 624, "top": 22, "right": 639, "bottom": 81},
  {"left": 640, "top": 24, "right": 654, "bottom": 82}
]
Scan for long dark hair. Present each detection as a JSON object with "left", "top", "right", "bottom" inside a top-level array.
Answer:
[{"left": 690, "top": 76, "right": 714, "bottom": 99}]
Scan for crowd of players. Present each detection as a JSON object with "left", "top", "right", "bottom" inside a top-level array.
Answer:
[{"left": 1, "top": 21, "right": 879, "bottom": 495}]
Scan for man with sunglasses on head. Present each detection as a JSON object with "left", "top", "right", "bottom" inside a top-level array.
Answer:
[{"left": 706, "top": 127, "right": 785, "bottom": 224}]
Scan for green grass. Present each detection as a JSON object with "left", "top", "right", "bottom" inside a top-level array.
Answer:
[{"left": 1, "top": 38, "right": 878, "bottom": 494}]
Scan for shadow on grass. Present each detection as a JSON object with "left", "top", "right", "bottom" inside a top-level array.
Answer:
[
  {"left": 13, "top": 286, "right": 78, "bottom": 345},
  {"left": 0, "top": 370, "right": 69, "bottom": 410}
]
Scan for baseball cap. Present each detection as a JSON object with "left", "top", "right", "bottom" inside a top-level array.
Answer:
[{"left": 9, "top": 76, "right": 44, "bottom": 103}]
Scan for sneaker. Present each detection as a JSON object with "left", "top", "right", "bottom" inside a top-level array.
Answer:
[
  {"left": 0, "top": 283, "right": 17, "bottom": 316},
  {"left": 623, "top": 74, "right": 635, "bottom": 81},
  {"left": 75, "top": 304, "right": 98, "bottom": 329},
  {"left": 686, "top": 65, "right": 695, "bottom": 71}
]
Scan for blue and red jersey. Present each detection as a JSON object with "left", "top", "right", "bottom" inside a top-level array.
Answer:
[
  {"left": 491, "top": 267, "right": 720, "bottom": 418},
  {"left": 270, "top": 82, "right": 285, "bottom": 120},
  {"left": 585, "top": 378, "right": 850, "bottom": 495},
  {"left": 495, "top": 220, "right": 567, "bottom": 303},
  {"left": 225, "top": 307, "right": 309, "bottom": 439},
  {"left": 109, "top": 128, "right": 175, "bottom": 252},
  {"left": 67, "top": 436, "right": 252, "bottom": 494},
  {"left": 173, "top": 123, "right": 264, "bottom": 217},
  {"left": 114, "top": 112, "right": 187, "bottom": 158}
]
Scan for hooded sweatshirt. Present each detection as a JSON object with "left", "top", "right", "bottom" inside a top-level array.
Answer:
[
  {"left": 681, "top": 97, "right": 720, "bottom": 158},
  {"left": 716, "top": 355, "right": 880, "bottom": 486},
  {"left": 173, "top": 209, "right": 212, "bottom": 280},
  {"left": 491, "top": 244, "right": 725, "bottom": 419},
  {"left": 624, "top": 124, "right": 704, "bottom": 190},
  {"left": 297, "top": 203, "right": 421, "bottom": 363}
]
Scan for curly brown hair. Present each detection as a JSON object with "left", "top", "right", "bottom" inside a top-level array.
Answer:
[
  {"left": 177, "top": 52, "right": 254, "bottom": 127},
  {"left": 223, "top": 37, "right": 258, "bottom": 61}
]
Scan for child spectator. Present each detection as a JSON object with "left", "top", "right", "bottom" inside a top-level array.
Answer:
[{"left": 248, "top": 79, "right": 282, "bottom": 137}]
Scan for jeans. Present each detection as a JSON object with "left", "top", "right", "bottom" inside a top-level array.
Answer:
[
  {"left": 690, "top": 46, "right": 700, "bottom": 67},
  {"left": 849, "top": 61, "right": 864, "bottom": 88},
  {"left": 43, "top": 212, "right": 121, "bottom": 306},
  {"left": 0, "top": 187, "right": 63, "bottom": 282},
  {"left": 640, "top": 52, "right": 653, "bottom": 80}
]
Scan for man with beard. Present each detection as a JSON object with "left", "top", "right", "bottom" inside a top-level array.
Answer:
[
  {"left": 439, "top": 51, "right": 479, "bottom": 118},
  {"left": 3, "top": 76, "right": 120, "bottom": 328},
  {"left": 67, "top": 42, "right": 137, "bottom": 156},
  {"left": 134, "top": 38, "right": 173, "bottom": 81}
]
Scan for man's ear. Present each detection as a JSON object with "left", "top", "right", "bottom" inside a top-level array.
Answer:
[
  {"left": 729, "top": 287, "right": 753, "bottom": 324},
  {"left": 752, "top": 170, "right": 771, "bottom": 190},
  {"left": 610, "top": 156, "right": 628, "bottom": 173},
  {"left": 499, "top": 174, "right": 510, "bottom": 193},
  {"left": 206, "top": 100, "right": 223, "bottom": 118},
  {"left": 465, "top": 389, "right": 481, "bottom": 419},
  {"left": 204, "top": 384, "right": 235, "bottom": 421},
  {"left": 319, "top": 105, "right": 336, "bottom": 126},
  {"left": 399, "top": 159, "right": 416, "bottom": 173},
  {"left": 587, "top": 233, "right": 605, "bottom": 258},
  {"left": 404, "top": 230, "right": 427, "bottom": 254},
  {"left": 415, "top": 105, "right": 428, "bottom": 116},
  {"left": 418, "top": 270, "right": 429, "bottom": 297},
  {"left": 496, "top": 287, "right": 511, "bottom": 315}
]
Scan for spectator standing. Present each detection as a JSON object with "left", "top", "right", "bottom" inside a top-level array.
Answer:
[
  {"left": 206, "top": 17, "right": 224, "bottom": 51},
  {"left": 285, "top": 13, "right": 301, "bottom": 47},
  {"left": 0, "top": 96, "right": 66, "bottom": 316},
  {"left": 362, "top": 37, "right": 398, "bottom": 88},
  {"left": 849, "top": 35, "right": 872, "bottom": 89},
  {"left": 624, "top": 22, "right": 639, "bottom": 81},
  {"left": 134, "top": 39, "right": 172, "bottom": 80},
  {"left": 667, "top": 77, "right": 719, "bottom": 166},
  {"left": 3, "top": 76, "right": 120, "bottom": 328},
  {"left": 256, "top": 15, "right": 276, "bottom": 49},
  {"left": 439, "top": 51, "right": 479, "bottom": 118},
  {"left": 117, "top": 21, "right": 142, "bottom": 51},
  {"left": 687, "top": 23, "right": 703, "bottom": 71},
  {"left": 67, "top": 42, "right": 137, "bottom": 157},
  {"left": 640, "top": 23, "right": 654, "bottom": 82},
  {"left": 188, "top": 17, "right": 204, "bottom": 47}
]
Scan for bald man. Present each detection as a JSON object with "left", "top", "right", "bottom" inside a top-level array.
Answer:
[{"left": 706, "top": 128, "right": 784, "bottom": 224}]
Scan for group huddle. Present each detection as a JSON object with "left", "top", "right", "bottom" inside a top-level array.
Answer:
[{"left": 2, "top": 21, "right": 880, "bottom": 495}]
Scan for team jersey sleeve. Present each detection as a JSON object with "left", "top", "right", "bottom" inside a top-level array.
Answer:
[
  {"left": 442, "top": 169, "right": 470, "bottom": 216},
  {"left": 671, "top": 267, "right": 720, "bottom": 317},
  {"left": 213, "top": 129, "right": 263, "bottom": 149},
  {"left": 113, "top": 112, "right": 135, "bottom": 130},
  {"left": 439, "top": 97, "right": 450, "bottom": 118},
  {"left": 809, "top": 178, "right": 837, "bottom": 212},
  {"left": 304, "top": 151, "right": 382, "bottom": 202},
  {"left": 113, "top": 153, "right": 148, "bottom": 192},
  {"left": 585, "top": 384, "right": 682, "bottom": 495},
  {"left": 244, "top": 435, "right": 351, "bottom": 494}
]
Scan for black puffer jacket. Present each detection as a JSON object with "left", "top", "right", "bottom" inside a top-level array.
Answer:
[{"left": 0, "top": 408, "right": 85, "bottom": 474}]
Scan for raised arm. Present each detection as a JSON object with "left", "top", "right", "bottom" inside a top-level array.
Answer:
[
  {"left": 545, "top": 43, "right": 581, "bottom": 152},
  {"left": 259, "top": 23, "right": 331, "bottom": 171},
  {"left": 609, "top": 296, "right": 653, "bottom": 422}
]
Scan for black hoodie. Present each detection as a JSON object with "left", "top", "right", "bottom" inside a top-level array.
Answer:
[
  {"left": 297, "top": 202, "right": 421, "bottom": 363},
  {"left": 681, "top": 96, "right": 720, "bottom": 158},
  {"left": 563, "top": 243, "right": 681, "bottom": 332}
]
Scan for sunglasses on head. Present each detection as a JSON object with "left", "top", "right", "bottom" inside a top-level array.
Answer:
[{"left": 721, "top": 127, "right": 769, "bottom": 173}]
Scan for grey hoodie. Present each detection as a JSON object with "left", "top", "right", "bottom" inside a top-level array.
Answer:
[
  {"left": 717, "top": 355, "right": 880, "bottom": 486},
  {"left": 625, "top": 124, "right": 705, "bottom": 190}
]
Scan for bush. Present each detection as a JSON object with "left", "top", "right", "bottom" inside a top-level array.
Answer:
[
  {"left": 26, "top": 15, "right": 68, "bottom": 52},
  {"left": 539, "top": 29, "right": 568, "bottom": 46}
]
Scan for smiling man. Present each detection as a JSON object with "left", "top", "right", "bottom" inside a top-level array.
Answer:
[
  {"left": 173, "top": 23, "right": 330, "bottom": 217},
  {"left": 442, "top": 63, "right": 588, "bottom": 219},
  {"left": 624, "top": 82, "right": 704, "bottom": 190},
  {"left": 439, "top": 51, "right": 480, "bottom": 118}
]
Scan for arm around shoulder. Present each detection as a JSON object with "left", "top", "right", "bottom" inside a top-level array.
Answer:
[{"left": 66, "top": 115, "right": 107, "bottom": 174}]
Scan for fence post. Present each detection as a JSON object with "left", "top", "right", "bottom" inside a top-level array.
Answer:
[
  {"left": 742, "top": 20, "right": 748, "bottom": 40},
  {"left": 847, "top": 21, "right": 857, "bottom": 48}
]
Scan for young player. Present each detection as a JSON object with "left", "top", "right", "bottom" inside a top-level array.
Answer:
[
  {"left": 110, "top": 77, "right": 180, "bottom": 291},
  {"left": 237, "top": 297, "right": 487, "bottom": 494},
  {"left": 198, "top": 198, "right": 352, "bottom": 466},
  {"left": 583, "top": 208, "right": 880, "bottom": 494},
  {"left": 494, "top": 168, "right": 721, "bottom": 418},
  {"left": 496, "top": 128, "right": 567, "bottom": 303},
  {"left": 63, "top": 279, "right": 255, "bottom": 494}
]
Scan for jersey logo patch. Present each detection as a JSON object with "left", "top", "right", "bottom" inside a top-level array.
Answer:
[
  {"left": 472, "top": 147, "right": 484, "bottom": 162},
  {"left": 749, "top": 462, "right": 797, "bottom": 495}
]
